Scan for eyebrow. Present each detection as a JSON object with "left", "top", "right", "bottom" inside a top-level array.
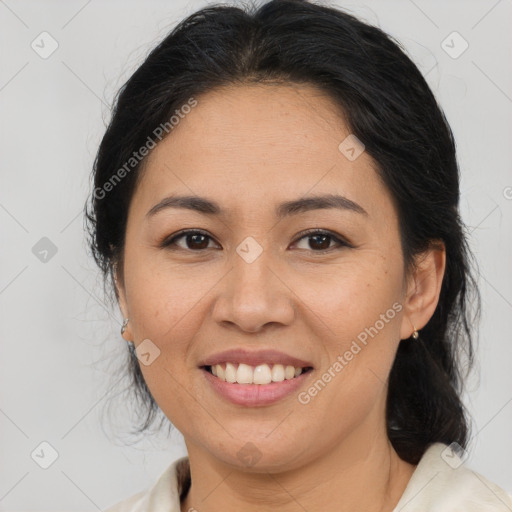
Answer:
[{"left": 146, "top": 193, "right": 368, "bottom": 219}]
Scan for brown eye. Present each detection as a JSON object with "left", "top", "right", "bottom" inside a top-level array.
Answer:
[
  {"left": 293, "top": 229, "right": 350, "bottom": 253},
  {"left": 308, "top": 233, "right": 332, "bottom": 250},
  {"left": 184, "top": 233, "right": 210, "bottom": 250},
  {"left": 161, "top": 230, "right": 218, "bottom": 251},
  {"left": 161, "top": 228, "right": 350, "bottom": 253}
]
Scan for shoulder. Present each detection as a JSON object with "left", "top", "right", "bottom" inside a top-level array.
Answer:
[
  {"left": 105, "top": 456, "right": 190, "bottom": 512},
  {"left": 394, "top": 443, "right": 512, "bottom": 511}
]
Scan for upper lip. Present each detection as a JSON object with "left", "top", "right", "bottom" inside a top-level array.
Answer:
[{"left": 198, "top": 348, "right": 314, "bottom": 369}]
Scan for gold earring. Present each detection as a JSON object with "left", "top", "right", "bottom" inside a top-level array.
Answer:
[{"left": 412, "top": 325, "right": 419, "bottom": 340}]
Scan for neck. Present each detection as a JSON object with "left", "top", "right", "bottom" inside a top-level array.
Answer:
[{"left": 180, "top": 425, "right": 416, "bottom": 512}]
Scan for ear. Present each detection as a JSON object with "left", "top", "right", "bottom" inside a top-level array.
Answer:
[
  {"left": 399, "top": 242, "right": 446, "bottom": 340},
  {"left": 114, "top": 262, "right": 133, "bottom": 342}
]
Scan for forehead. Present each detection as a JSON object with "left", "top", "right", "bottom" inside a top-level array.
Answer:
[
  {"left": 132, "top": 83, "right": 392, "bottom": 222},
  {"left": 153, "top": 83, "right": 352, "bottom": 166}
]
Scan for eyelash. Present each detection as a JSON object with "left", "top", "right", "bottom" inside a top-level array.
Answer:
[{"left": 160, "top": 228, "right": 352, "bottom": 254}]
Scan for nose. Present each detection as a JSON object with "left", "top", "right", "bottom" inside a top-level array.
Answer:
[{"left": 211, "top": 247, "right": 295, "bottom": 333}]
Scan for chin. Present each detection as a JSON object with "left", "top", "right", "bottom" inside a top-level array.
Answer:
[{"left": 207, "top": 437, "right": 310, "bottom": 474}]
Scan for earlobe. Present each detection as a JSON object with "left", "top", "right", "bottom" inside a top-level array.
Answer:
[
  {"left": 114, "top": 264, "right": 133, "bottom": 342},
  {"left": 399, "top": 242, "right": 446, "bottom": 340}
]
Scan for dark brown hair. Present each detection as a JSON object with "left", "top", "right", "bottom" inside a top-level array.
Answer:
[{"left": 85, "top": 0, "right": 479, "bottom": 464}]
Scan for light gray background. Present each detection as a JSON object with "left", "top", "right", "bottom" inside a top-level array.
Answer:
[{"left": 1, "top": 0, "right": 511, "bottom": 510}]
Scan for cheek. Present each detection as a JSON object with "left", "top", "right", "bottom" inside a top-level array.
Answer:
[
  {"left": 290, "top": 254, "right": 403, "bottom": 340},
  {"left": 124, "top": 251, "right": 210, "bottom": 341},
  {"left": 291, "top": 257, "right": 403, "bottom": 406}
]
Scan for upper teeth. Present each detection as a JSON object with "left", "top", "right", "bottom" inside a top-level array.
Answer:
[{"left": 210, "top": 363, "right": 304, "bottom": 385}]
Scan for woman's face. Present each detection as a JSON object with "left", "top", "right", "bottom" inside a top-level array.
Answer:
[{"left": 117, "top": 83, "right": 427, "bottom": 471}]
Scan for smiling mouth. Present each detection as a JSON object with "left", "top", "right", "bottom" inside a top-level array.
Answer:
[{"left": 202, "top": 362, "right": 314, "bottom": 385}]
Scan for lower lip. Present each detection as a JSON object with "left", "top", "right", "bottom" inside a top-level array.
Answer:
[{"left": 201, "top": 368, "right": 312, "bottom": 407}]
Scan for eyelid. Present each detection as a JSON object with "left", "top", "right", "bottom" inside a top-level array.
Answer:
[
  {"left": 291, "top": 228, "right": 353, "bottom": 251},
  {"left": 160, "top": 228, "right": 353, "bottom": 251},
  {"left": 160, "top": 229, "right": 218, "bottom": 249}
]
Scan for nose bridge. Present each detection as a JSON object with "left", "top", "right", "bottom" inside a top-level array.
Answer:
[
  {"left": 212, "top": 239, "right": 294, "bottom": 332},
  {"left": 233, "top": 243, "right": 274, "bottom": 298}
]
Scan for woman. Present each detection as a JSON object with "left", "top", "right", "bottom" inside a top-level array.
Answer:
[{"left": 85, "top": 0, "right": 512, "bottom": 510}]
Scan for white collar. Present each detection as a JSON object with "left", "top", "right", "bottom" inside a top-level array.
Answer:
[{"left": 393, "top": 442, "right": 512, "bottom": 511}]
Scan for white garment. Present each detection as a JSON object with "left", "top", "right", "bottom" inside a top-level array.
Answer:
[{"left": 106, "top": 442, "right": 512, "bottom": 511}]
